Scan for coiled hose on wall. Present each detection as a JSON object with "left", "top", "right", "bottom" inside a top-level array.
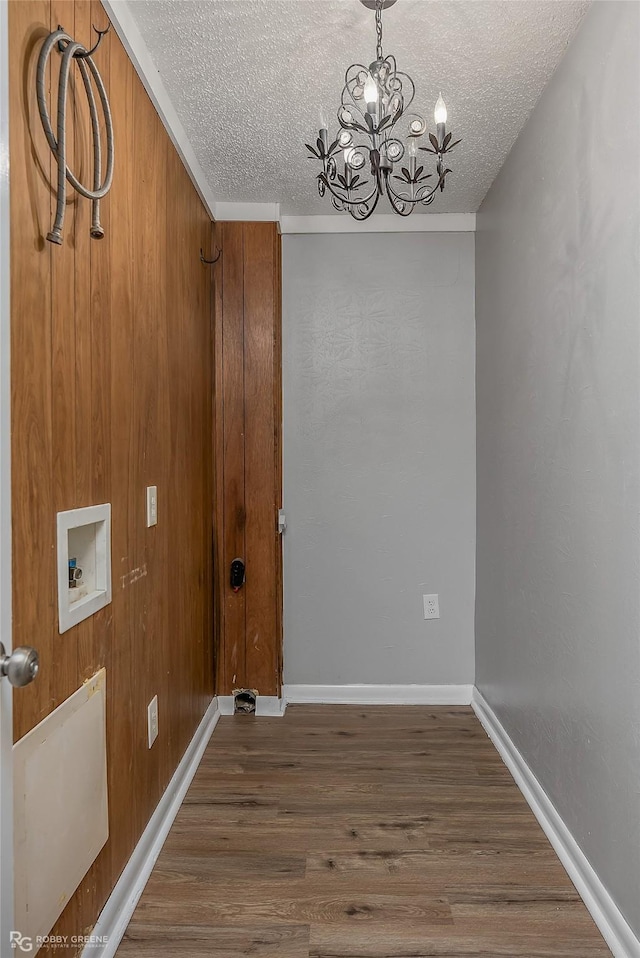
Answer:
[{"left": 36, "top": 25, "right": 114, "bottom": 245}]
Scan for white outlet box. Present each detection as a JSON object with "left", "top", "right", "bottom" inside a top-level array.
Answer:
[
  {"left": 146, "top": 486, "right": 157, "bottom": 527},
  {"left": 423, "top": 594, "right": 440, "bottom": 619},
  {"left": 147, "top": 695, "right": 158, "bottom": 748}
]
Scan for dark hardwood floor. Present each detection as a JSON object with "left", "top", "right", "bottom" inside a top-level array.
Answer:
[{"left": 115, "top": 705, "right": 611, "bottom": 957}]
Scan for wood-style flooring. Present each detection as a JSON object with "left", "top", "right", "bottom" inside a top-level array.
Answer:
[{"left": 116, "top": 705, "right": 611, "bottom": 957}]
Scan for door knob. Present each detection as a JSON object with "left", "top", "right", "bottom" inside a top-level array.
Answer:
[{"left": 0, "top": 642, "right": 40, "bottom": 688}]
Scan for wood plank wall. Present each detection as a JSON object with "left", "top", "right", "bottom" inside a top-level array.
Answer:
[
  {"left": 8, "top": 1, "right": 214, "bottom": 951},
  {"left": 214, "top": 222, "right": 283, "bottom": 697}
]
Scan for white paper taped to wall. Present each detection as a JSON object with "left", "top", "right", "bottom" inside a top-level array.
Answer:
[{"left": 13, "top": 669, "right": 108, "bottom": 952}]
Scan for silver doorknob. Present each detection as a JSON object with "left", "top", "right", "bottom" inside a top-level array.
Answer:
[{"left": 0, "top": 642, "right": 39, "bottom": 688}]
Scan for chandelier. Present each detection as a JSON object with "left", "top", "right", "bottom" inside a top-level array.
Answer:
[{"left": 306, "top": 0, "right": 460, "bottom": 220}]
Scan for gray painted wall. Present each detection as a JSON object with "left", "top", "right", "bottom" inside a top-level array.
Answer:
[
  {"left": 475, "top": 1, "right": 640, "bottom": 937},
  {"left": 282, "top": 232, "right": 475, "bottom": 685}
]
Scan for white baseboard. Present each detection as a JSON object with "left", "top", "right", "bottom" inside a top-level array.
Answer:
[
  {"left": 216, "top": 695, "right": 235, "bottom": 715},
  {"left": 255, "top": 696, "right": 286, "bottom": 717},
  {"left": 83, "top": 697, "right": 221, "bottom": 958},
  {"left": 471, "top": 689, "right": 640, "bottom": 958},
  {"left": 217, "top": 695, "right": 286, "bottom": 716},
  {"left": 283, "top": 684, "right": 473, "bottom": 705}
]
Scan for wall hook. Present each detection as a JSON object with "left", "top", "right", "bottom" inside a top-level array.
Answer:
[
  {"left": 57, "top": 22, "right": 111, "bottom": 58},
  {"left": 200, "top": 247, "right": 222, "bottom": 265}
]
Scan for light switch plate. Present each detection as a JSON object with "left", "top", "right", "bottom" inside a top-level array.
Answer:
[
  {"left": 423, "top": 594, "right": 440, "bottom": 619},
  {"left": 146, "top": 486, "right": 157, "bottom": 527}
]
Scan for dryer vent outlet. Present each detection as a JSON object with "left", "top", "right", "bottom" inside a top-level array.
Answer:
[{"left": 233, "top": 689, "right": 257, "bottom": 714}]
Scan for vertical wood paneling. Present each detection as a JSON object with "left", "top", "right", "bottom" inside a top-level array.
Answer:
[
  {"left": 72, "top": 5, "right": 97, "bottom": 780},
  {"left": 274, "top": 233, "right": 283, "bottom": 687},
  {"left": 102, "top": 7, "right": 136, "bottom": 891},
  {"left": 244, "top": 223, "right": 279, "bottom": 694},
  {"left": 165, "top": 143, "right": 185, "bottom": 769},
  {"left": 131, "top": 74, "right": 164, "bottom": 831},
  {"left": 72, "top": 0, "right": 92, "bottom": 512},
  {"left": 8, "top": 2, "right": 214, "bottom": 953},
  {"left": 214, "top": 222, "right": 282, "bottom": 697},
  {"left": 49, "top": 0, "right": 79, "bottom": 711},
  {"left": 212, "top": 219, "right": 224, "bottom": 693},
  {"left": 219, "top": 222, "right": 246, "bottom": 691},
  {"left": 87, "top": 0, "right": 111, "bottom": 515},
  {"left": 86, "top": 0, "right": 111, "bottom": 692},
  {"left": 9, "top": 0, "right": 54, "bottom": 738}
]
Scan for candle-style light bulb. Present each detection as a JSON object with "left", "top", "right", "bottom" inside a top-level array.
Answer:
[
  {"left": 434, "top": 93, "right": 447, "bottom": 149},
  {"left": 434, "top": 93, "right": 447, "bottom": 125},
  {"left": 408, "top": 138, "right": 417, "bottom": 178},
  {"left": 318, "top": 110, "right": 329, "bottom": 153},
  {"left": 364, "top": 73, "right": 379, "bottom": 109},
  {"left": 343, "top": 148, "right": 353, "bottom": 187}
]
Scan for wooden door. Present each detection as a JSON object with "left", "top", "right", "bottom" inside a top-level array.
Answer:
[
  {"left": 0, "top": 2, "right": 14, "bottom": 948},
  {"left": 7, "top": 0, "right": 215, "bottom": 943},
  {"left": 214, "top": 221, "right": 283, "bottom": 698}
]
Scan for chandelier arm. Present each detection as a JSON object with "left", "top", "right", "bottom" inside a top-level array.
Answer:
[
  {"left": 419, "top": 191, "right": 438, "bottom": 206},
  {"left": 384, "top": 176, "right": 414, "bottom": 216},
  {"left": 337, "top": 104, "right": 370, "bottom": 136},
  {"left": 341, "top": 60, "right": 416, "bottom": 138},
  {"left": 402, "top": 111, "right": 427, "bottom": 137},
  {"left": 343, "top": 62, "right": 370, "bottom": 95},
  {"left": 349, "top": 189, "right": 380, "bottom": 221},
  {"left": 388, "top": 66, "right": 415, "bottom": 114},
  {"left": 344, "top": 100, "right": 403, "bottom": 139},
  {"left": 385, "top": 171, "right": 444, "bottom": 207},
  {"left": 318, "top": 172, "right": 379, "bottom": 209},
  {"left": 340, "top": 69, "right": 375, "bottom": 132}
]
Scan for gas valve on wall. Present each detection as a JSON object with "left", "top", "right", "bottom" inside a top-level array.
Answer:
[{"left": 230, "top": 558, "right": 245, "bottom": 593}]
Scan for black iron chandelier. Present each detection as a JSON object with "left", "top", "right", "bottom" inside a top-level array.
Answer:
[{"left": 306, "top": 0, "right": 460, "bottom": 220}]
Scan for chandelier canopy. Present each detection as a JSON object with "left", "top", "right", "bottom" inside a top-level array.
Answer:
[{"left": 306, "top": 0, "right": 461, "bottom": 220}]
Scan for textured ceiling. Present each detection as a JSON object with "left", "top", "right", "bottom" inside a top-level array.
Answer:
[{"left": 129, "top": 0, "right": 589, "bottom": 214}]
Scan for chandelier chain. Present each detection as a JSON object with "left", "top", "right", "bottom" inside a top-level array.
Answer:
[{"left": 375, "top": 0, "right": 383, "bottom": 60}]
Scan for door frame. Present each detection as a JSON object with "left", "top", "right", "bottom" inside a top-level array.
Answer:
[{"left": 0, "top": 0, "right": 14, "bottom": 951}]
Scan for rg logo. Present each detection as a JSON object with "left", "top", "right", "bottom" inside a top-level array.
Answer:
[{"left": 10, "top": 932, "right": 33, "bottom": 952}]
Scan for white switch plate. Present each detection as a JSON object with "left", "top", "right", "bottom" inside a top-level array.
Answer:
[
  {"left": 147, "top": 695, "right": 158, "bottom": 748},
  {"left": 146, "top": 486, "right": 157, "bottom": 527},
  {"left": 423, "top": 594, "right": 440, "bottom": 619}
]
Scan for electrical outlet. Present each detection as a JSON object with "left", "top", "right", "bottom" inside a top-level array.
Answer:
[
  {"left": 146, "top": 486, "right": 157, "bottom": 527},
  {"left": 147, "top": 695, "right": 158, "bottom": 748},
  {"left": 423, "top": 594, "right": 440, "bottom": 619}
]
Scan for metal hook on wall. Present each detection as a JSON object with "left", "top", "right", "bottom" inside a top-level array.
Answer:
[
  {"left": 200, "top": 247, "right": 222, "bottom": 265},
  {"left": 57, "top": 22, "right": 111, "bottom": 58}
]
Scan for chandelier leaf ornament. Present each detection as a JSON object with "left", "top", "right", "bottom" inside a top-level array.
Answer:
[{"left": 306, "top": 0, "right": 461, "bottom": 220}]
